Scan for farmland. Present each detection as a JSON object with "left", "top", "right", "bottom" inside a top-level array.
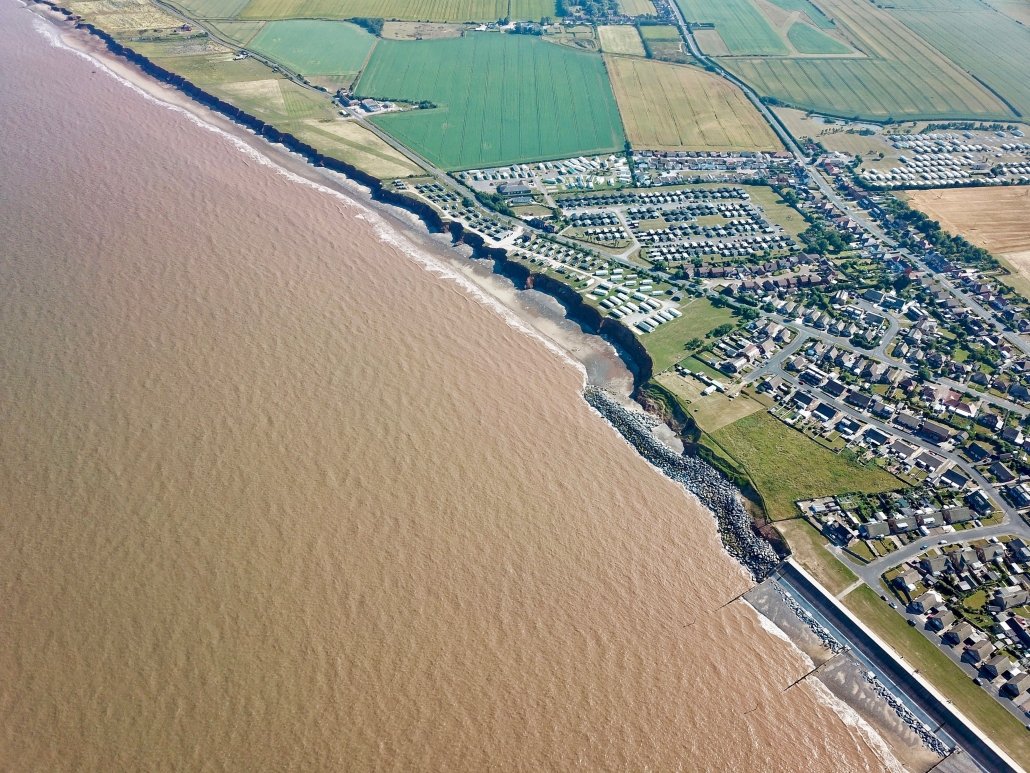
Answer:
[
  {"left": 686, "top": 0, "right": 1019, "bottom": 121},
  {"left": 786, "top": 21, "right": 850, "bottom": 54},
  {"left": 674, "top": 0, "right": 788, "bottom": 55},
  {"left": 606, "top": 56, "right": 781, "bottom": 152},
  {"left": 709, "top": 410, "right": 901, "bottom": 520},
  {"left": 355, "top": 34, "right": 625, "bottom": 169},
  {"left": 617, "top": 0, "right": 655, "bottom": 13},
  {"left": 235, "top": 0, "right": 554, "bottom": 21},
  {"left": 764, "top": 0, "right": 834, "bottom": 28},
  {"left": 597, "top": 25, "right": 645, "bottom": 55},
  {"left": 638, "top": 23, "right": 692, "bottom": 62},
  {"left": 247, "top": 20, "right": 375, "bottom": 78},
  {"left": 906, "top": 187, "right": 1030, "bottom": 295},
  {"left": 889, "top": 0, "right": 1030, "bottom": 117}
]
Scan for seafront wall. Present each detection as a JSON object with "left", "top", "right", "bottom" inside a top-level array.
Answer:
[{"left": 780, "top": 560, "right": 1023, "bottom": 773}]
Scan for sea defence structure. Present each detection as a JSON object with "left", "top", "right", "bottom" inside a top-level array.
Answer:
[
  {"left": 779, "top": 559, "right": 1024, "bottom": 773},
  {"left": 584, "top": 385, "right": 780, "bottom": 580}
]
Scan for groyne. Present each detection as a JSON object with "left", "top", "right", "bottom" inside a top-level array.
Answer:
[{"left": 584, "top": 386, "right": 780, "bottom": 580}]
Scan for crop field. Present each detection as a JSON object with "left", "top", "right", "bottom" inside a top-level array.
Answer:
[
  {"left": 724, "top": 0, "right": 1014, "bottom": 121},
  {"left": 247, "top": 20, "right": 375, "bottom": 77},
  {"left": 638, "top": 24, "right": 681, "bottom": 40},
  {"left": 166, "top": 0, "right": 250, "bottom": 17},
  {"left": 674, "top": 0, "right": 788, "bottom": 55},
  {"left": 207, "top": 20, "right": 266, "bottom": 44},
  {"left": 697, "top": 0, "right": 1017, "bottom": 121},
  {"left": 236, "top": 0, "right": 551, "bottom": 21},
  {"left": 890, "top": 1, "right": 1030, "bottom": 117},
  {"left": 354, "top": 34, "right": 625, "bottom": 169},
  {"left": 617, "top": 0, "right": 655, "bottom": 13},
  {"left": 606, "top": 57, "right": 780, "bottom": 152},
  {"left": 764, "top": 0, "right": 834, "bottom": 27},
  {"left": 786, "top": 21, "right": 850, "bottom": 54},
  {"left": 906, "top": 186, "right": 1030, "bottom": 295},
  {"left": 597, "top": 25, "right": 645, "bottom": 55},
  {"left": 710, "top": 410, "right": 901, "bottom": 520}
]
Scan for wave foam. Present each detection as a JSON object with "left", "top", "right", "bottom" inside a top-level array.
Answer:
[{"left": 28, "top": 8, "right": 587, "bottom": 384}]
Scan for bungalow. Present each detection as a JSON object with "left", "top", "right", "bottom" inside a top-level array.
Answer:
[
  {"left": 845, "top": 392, "right": 873, "bottom": 411},
  {"left": 921, "top": 555, "right": 950, "bottom": 576},
  {"left": 1003, "top": 673, "right": 1030, "bottom": 697},
  {"left": 944, "top": 621, "right": 974, "bottom": 645},
  {"left": 966, "top": 489, "right": 993, "bottom": 515},
  {"left": 990, "top": 585, "right": 1029, "bottom": 610},
  {"left": 860, "top": 520, "right": 890, "bottom": 539},
  {"left": 927, "top": 609, "right": 956, "bottom": 631},
  {"left": 943, "top": 506, "right": 973, "bottom": 524},
  {"left": 864, "top": 428, "right": 890, "bottom": 447},
  {"left": 894, "top": 569, "right": 921, "bottom": 591},
  {"left": 812, "top": 402, "right": 840, "bottom": 424},
  {"left": 983, "top": 653, "right": 1013, "bottom": 679},
  {"left": 914, "top": 451, "right": 946, "bottom": 474},
  {"left": 940, "top": 468, "right": 969, "bottom": 489},
  {"left": 962, "top": 638, "right": 995, "bottom": 664},
  {"left": 989, "top": 460, "right": 1016, "bottom": 484},
  {"left": 895, "top": 412, "right": 922, "bottom": 433},
  {"left": 921, "top": 421, "right": 953, "bottom": 445},
  {"left": 909, "top": 590, "right": 942, "bottom": 614},
  {"left": 889, "top": 517, "right": 917, "bottom": 534},
  {"left": 822, "top": 379, "right": 846, "bottom": 398}
]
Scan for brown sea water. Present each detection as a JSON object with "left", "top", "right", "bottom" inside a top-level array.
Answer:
[{"left": 0, "top": 5, "right": 899, "bottom": 770}]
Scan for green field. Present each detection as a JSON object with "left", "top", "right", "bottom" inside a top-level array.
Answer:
[
  {"left": 786, "top": 21, "right": 851, "bottom": 54},
  {"left": 710, "top": 411, "right": 901, "bottom": 519},
  {"left": 168, "top": 0, "right": 251, "bottom": 18},
  {"left": 674, "top": 0, "right": 789, "bottom": 55},
  {"left": 726, "top": 56, "right": 1011, "bottom": 121},
  {"left": 236, "top": 0, "right": 553, "bottom": 21},
  {"left": 765, "top": 0, "right": 835, "bottom": 27},
  {"left": 845, "top": 585, "right": 1030, "bottom": 768},
  {"left": 891, "top": 1, "right": 1030, "bottom": 117},
  {"left": 713, "top": 0, "right": 1015, "bottom": 121},
  {"left": 639, "top": 24, "right": 682, "bottom": 40},
  {"left": 354, "top": 34, "right": 625, "bottom": 169},
  {"left": 640, "top": 298, "right": 736, "bottom": 372},
  {"left": 247, "top": 20, "right": 375, "bottom": 77},
  {"left": 207, "top": 20, "right": 266, "bottom": 44}
]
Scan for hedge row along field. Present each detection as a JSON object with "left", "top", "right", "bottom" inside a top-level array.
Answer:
[
  {"left": 355, "top": 34, "right": 625, "bottom": 169},
  {"left": 235, "top": 0, "right": 552, "bottom": 21}
]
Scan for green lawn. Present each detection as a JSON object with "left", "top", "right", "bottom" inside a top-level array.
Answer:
[
  {"left": 248, "top": 20, "right": 375, "bottom": 77},
  {"left": 640, "top": 298, "right": 735, "bottom": 373},
  {"left": 674, "top": 0, "right": 788, "bottom": 55},
  {"left": 354, "top": 33, "right": 626, "bottom": 169},
  {"left": 844, "top": 585, "right": 1030, "bottom": 768},
  {"left": 710, "top": 411, "right": 901, "bottom": 519},
  {"left": 786, "top": 22, "right": 851, "bottom": 54}
]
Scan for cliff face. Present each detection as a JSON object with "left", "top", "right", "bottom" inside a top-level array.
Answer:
[{"left": 59, "top": 9, "right": 657, "bottom": 395}]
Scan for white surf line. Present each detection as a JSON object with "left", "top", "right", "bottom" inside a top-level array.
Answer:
[{"left": 26, "top": 5, "right": 588, "bottom": 387}]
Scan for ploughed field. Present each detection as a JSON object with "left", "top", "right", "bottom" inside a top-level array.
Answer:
[{"left": 354, "top": 34, "right": 626, "bottom": 169}]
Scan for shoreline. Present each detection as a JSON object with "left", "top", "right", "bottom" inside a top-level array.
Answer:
[{"left": 21, "top": 10, "right": 960, "bottom": 769}]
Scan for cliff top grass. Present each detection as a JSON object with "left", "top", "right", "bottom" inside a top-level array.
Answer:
[
  {"left": 844, "top": 584, "right": 1030, "bottom": 767},
  {"left": 640, "top": 297, "right": 735, "bottom": 373},
  {"left": 709, "top": 410, "right": 902, "bottom": 520}
]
